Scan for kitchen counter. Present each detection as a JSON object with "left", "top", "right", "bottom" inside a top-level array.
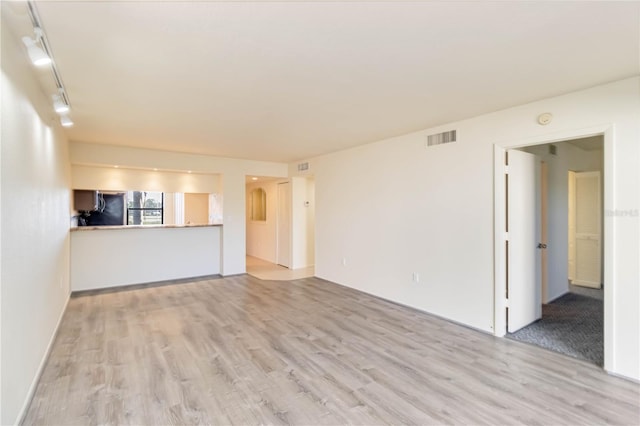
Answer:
[
  {"left": 71, "top": 223, "right": 222, "bottom": 231},
  {"left": 70, "top": 224, "right": 222, "bottom": 291}
]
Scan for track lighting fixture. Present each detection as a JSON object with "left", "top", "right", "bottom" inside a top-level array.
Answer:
[
  {"left": 22, "top": 27, "right": 51, "bottom": 66},
  {"left": 60, "top": 115, "right": 74, "bottom": 127},
  {"left": 25, "top": 2, "right": 75, "bottom": 129},
  {"left": 52, "top": 93, "right": 69, "bottom": 114}
]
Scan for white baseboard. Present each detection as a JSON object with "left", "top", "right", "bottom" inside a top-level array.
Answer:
[{"left": 15, "top": 292, "right": 70, "bottom": 425}]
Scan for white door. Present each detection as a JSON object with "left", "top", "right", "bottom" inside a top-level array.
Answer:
[
  {"left": 277, "top": 182, "right": 291, "bottom": 268},
  {"left": 540, "top": 161, "right": 549, "bottom": 303},
  {"left": 572, "top": 171, "right": 602, "bottom": 288},
  {"left": 507, "top": 150, "right": 542, "bottom": 333}
]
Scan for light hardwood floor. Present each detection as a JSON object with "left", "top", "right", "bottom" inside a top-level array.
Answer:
[{"left": 23, "top": 275, "right": 639, "bottom": 425}]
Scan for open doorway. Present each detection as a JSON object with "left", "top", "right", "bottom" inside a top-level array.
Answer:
[
  {"left": 245, "top": 175, "right": 316, "bottom": 280},
  {"left": 497, "top": 136, "right": 605, "bottom": 366}
]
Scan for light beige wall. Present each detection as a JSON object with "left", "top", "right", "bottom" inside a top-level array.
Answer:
[
  {"left": 72, "top": 165, "right": 220, "bottom": 194},
  {"left": 184, "top": 193, "right": 209, "bottom": 224},
  {"left": 70, "top": 142, "right": 288, "bottom": 275},
  {"left": 245, "top": 180, "right": 281, "bottom": 263},
  {"left": 70, "top": 142, "right": 288, "bottom": 177},
  {"left": 291, "top": 176, "right": 315, "bottom": 269},
  {"left": 1, "top": 8, "right": 72, "bottom": 424}
]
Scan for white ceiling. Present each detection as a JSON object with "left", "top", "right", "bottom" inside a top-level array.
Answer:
[
  {"left": 565, "top": 136, "right": 604, "bottom": 152},
  {"left": 19, "top": 1, "right": 640, "bottom": 162}
]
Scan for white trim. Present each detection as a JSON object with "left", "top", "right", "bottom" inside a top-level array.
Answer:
[
  {"left": 493, "top": 145, "right": 507, "bottom": 336},
  {"left": 602, "top": 125, "right": 615, "bottom": 374},
  {"left": 493, "top": 124, "right": 614, "bottom": 373},
  {"left": 15, "top": 293, "right": 71, "bottom": 425},
  {"left": 174, "top": 192, "right": 185, "bottom": 225}
]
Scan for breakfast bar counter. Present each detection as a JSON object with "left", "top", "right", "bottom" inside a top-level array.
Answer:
[{"left": 70, "top": 224, "right": 222, "bottom": 291}]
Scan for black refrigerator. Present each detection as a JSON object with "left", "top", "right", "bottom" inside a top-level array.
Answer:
[{"left": 85, "top": 193, "right": 126, "bottom": 226}]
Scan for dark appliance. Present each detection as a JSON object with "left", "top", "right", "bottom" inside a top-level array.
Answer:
[
  {"left": 74, "top": 190, "right": 99, "bottom": 211},
  {"left": 85, "top": 193, "right": 126, "bottom": 226}
]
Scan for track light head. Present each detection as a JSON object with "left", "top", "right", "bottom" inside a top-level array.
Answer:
[
  {"left": 52, "top": 94, "right": 69, "bottom": 114},
  {"left": 60, "top": 115, "right": 74, "bottom": 127},
  {"left": 22, "top": 27, "right": 51, "bottom": 66}
]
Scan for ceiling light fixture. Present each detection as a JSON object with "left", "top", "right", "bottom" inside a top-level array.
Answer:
[
  {"left": 60, "top": 115, "right": 73, "bottom": 127},
  {"left": 24, "top": 2, "right": 74, "bottom": 129},
  {"left": 52, "top": 93, "right": 69, "bottom": 114},
  {"left": 21, "top": 27, "right": 51, "bottom": 66}
]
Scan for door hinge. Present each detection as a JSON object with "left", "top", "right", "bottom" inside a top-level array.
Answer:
[
  {"left": 504, "top": 165, "right": 509, "bottom": 174},
  {"left": 504, "top": 232, "right": 509, "bottom": 241}
]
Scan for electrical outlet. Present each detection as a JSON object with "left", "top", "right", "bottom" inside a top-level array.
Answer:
[
  {"left": 412, "top": 272, "right": 420, "bottom": 283},
  {"left": 342, "top": 258, "right": 347, "bottom": 266}
]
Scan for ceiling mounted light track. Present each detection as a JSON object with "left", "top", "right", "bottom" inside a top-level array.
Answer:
[
  {"left": 60, "top": 115, "right": 74, "bottom": 127},
  {"left": 21, "top": 27, "right": 51, "bottom": 66},
  {"left": 23, "top": 1, "right": 74, "bottom": 127},
  {"left": 52, "top": 92, "right": 69, "bottom": 114}
]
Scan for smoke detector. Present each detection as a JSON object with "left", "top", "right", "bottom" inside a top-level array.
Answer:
[{"left": 537, "top": 113, "right": 553, "bottom": 125}]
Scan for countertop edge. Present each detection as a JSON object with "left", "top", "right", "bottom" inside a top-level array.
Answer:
[{"left": 71, "top": 224, "right": 223, "bottom": 232}]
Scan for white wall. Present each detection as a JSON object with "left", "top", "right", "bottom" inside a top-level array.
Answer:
[
  {"left": 71, "top": 227, "right": 221, "bottom": 291},
  {"left": 523, "top": 141, "right": 603, "bottom": 302},
  {"left": 1, "top": 9, "right": 72, "bottom": 424},
  {"left": 70, "top": 142, "right": 288, "bottom": 275},
  {"left": 291, "top": 176, "right": 315, "bottom": 269},
  {"left": 294, "top": 77, "right": 639, "bottom": 381},
  {"left": 306, "top": 178, "right": 316, "bottom": 266},
  {"left": 164, "top": 192, "right": 177, "bottom": 225}
]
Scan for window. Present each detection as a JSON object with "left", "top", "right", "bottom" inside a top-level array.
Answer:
[{"left": 127, "top": 191, "right": 163, "bottom": 225}]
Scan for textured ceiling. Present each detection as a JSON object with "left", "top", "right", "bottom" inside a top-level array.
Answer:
[{"left": 14, "top": 1, "right": 640, "bottom": 162}]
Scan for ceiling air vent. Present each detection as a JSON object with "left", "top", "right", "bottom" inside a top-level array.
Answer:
[
  {"left": 426, "top": 130, "right": 457, "bottom": 147},
  {"left": 297, "top": 162, "right": 309, "bottom": 172}
]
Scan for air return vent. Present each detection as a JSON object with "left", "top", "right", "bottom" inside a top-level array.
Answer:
[
  {"left": 297, "top": 162, "right": 309, "bottom": 172},
  {"left": 426, "top": 130, "right": 457, "bottom": 146}
]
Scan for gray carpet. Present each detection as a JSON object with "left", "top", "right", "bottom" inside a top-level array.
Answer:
[{"left": 507, "top": 292, "right": 603, "bottom": 366}]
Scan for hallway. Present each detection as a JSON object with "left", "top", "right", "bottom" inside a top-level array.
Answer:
[{"left": 246, "top": 256, "right": 314, "bottom": 281}]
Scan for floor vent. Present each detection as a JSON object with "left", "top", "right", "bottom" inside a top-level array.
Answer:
[{"left": 427, "top": 130, "right": 457, "bottom": 146}]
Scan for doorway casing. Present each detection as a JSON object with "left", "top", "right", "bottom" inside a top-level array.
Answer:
[{"left": 493, "top": 124, "right": 614, "bottom": 372}]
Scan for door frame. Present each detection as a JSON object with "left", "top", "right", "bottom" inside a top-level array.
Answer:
[
  {"left": 276, "top": 181, "right": 291, "bottom": 268},
  {"left": 493, "top": 124, "right": 614, "bottom": 372}
]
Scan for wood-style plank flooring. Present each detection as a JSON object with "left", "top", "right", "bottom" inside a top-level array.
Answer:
[{"left": 23, "top": 275, "right": 640, "bottom": 425}]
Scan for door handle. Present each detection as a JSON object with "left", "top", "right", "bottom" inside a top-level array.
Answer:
[{"left": 537, "top": 243, "right": 547, "bottom": 249}]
